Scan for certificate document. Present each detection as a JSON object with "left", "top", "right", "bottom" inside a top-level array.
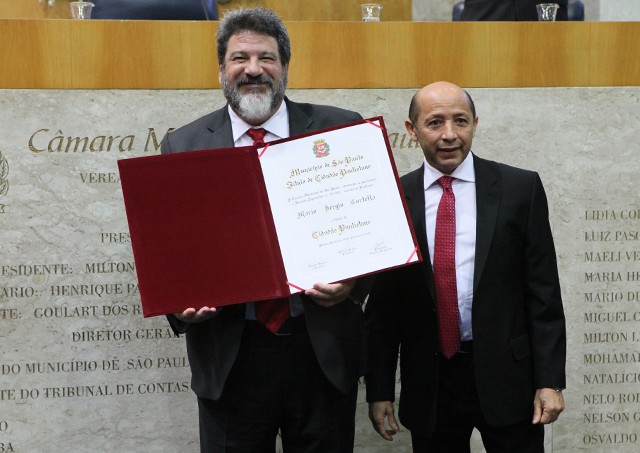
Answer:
[
  {"left": 118, "top": 116, "right": 420, "bottom": 317},
  {"left": 259, "top": 117, "right": 420, "bottom": 292}
]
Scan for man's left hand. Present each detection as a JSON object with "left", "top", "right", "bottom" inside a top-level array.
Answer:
[
  {"left": 305, "top": 280, "right": 357, "bottom": 307},
  {"left": 532, "top": 388, "right": 564, "bottom": 424}
]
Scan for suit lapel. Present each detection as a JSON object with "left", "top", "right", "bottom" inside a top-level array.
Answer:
[
  {"left": 473, "top": 155, "right": 500, "bottom": 291},
  {"left": 403, "top": 166, "right": 436, "bottom": 301},
  {"left": 205, "top": 106, "right": 235, "bottom": 148},
  {"left": 285, "top": 98, "right": 313, "bottom": 135}
]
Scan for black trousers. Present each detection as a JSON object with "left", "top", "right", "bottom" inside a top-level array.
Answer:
[
  {"left": 197, "top": 317, "right": 358, "bottom": 453},
  {"left": 411, "top": 350, "right": 544, "bottom": 453}
]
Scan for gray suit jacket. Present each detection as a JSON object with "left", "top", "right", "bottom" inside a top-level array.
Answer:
[
  {"left": 161, "top": 97, "right": 366, "bottom": 400},
  {"left": 365, "top": 155, "right": 566, "bottom": 433}
]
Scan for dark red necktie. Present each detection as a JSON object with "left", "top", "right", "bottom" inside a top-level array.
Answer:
[
  {"left": 246, "top": 128, "right": 266, "bottom": 148},
  {"left": 433, "top": 176, "right": 460, "bottom": 359},
  {"left": 256, "top": 296, "right": 290, "bottom": 334},
  {"left": 246, "top": 127, "right": 290, "bottom": 333}
]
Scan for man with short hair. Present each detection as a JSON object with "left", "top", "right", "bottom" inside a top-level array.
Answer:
[
  {"left": 366, "top": 81, "right": 566, "bottom": 452},
  {"left": 161, "top": 8, "right": 366, "bottom": 452}
]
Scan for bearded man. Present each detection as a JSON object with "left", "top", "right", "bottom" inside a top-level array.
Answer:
[{"left": 160, "top": 7, "right": 367, "bottom": 453}]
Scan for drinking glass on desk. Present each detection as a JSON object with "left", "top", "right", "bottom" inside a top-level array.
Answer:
[
  {"left": 70, "top": 1, "right": 95, "bottom": 19},
  {"left": 536, "top": 3, "right": 559, "bottom": 21},
  {"left": 360, "top": 3, "right": 383, "bottom": 22}
]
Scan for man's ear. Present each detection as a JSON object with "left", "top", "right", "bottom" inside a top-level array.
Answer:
[{"left": 405, "top": 119, "right": 417, "bottom": 142}]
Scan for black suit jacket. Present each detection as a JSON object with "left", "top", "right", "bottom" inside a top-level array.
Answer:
[
  {"left": 160, "top": 98, "right": 366, "bottom": 400},
  {"left": 461, "top": 0, "right": 568, "bottom": 21},
  {"left": 365, "top": 155, "right": 566, "bottom": 433}
]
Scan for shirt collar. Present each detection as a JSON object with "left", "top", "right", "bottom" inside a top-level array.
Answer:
[
  {"left": 228, "top": 100, "right": 289, "bottom": 143},
  {"left": 423, "top": 152, "right": 475, "bottom": 190}
]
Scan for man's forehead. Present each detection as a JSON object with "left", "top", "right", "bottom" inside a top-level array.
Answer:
[
  {"left": 421, "top": 100, "right": 473, "bottom": 117},
  {"left": 225, "top": 32, "right": 279, "bottom": 56}
]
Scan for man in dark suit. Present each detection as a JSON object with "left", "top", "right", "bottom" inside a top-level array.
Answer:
[
  {"left": 365, "top": 82, "right": 566, "bottom": 452},
  {"left": 160, "top": 8, "right": 366, "bottom": 452},
  {"left": 461, "top": 0, "right": 568, "bottom": 21}
]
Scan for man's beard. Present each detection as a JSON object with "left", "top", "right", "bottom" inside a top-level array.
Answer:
[{"left": 221, "top": 72, "right": 287, "bottom": 124}]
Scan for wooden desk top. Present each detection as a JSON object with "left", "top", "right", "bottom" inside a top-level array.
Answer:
[{"left": 1, "top": 19, "right": 639, "bottom": 89}]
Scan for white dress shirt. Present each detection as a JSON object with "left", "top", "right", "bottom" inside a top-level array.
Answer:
[
  {"left": 423, "top": 153, "right": 476, "bottom": 341},
  {"left": 228, "top": 101, "right": 289, "bottom": 147}
]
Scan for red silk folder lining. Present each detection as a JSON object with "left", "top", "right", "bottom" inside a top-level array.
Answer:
[{"left": 118, "top": 146, "right": 289, "bottom": 317}]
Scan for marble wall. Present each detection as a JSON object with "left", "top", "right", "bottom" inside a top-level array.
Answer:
[
  {"left": 600, "top": 0, "right": 640, "bottom": 21},
  {"left": 1, "top": 86, "right": 639, "bottom": 451}
]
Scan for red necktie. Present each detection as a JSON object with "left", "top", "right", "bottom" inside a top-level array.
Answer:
[
  {"left": 256, "top": 296, "right": 290, "bottom": 334},
  {"left": 246, "top": 128, "right": 266, "bottom": 148},
  {"left": 246, "top": 128, "right": 290, "bottom": 333},
  {"left": 433, "top": 176, "right": 460, "bottom": 359}
]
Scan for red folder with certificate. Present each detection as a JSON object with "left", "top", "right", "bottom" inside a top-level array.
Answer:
[{"left": 118, "top": 116, "right": 421, "bottom": 317}]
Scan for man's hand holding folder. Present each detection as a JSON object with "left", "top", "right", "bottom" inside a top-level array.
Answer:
[{"left": 173, "top": 279, "right": 356, "bottom": 323}]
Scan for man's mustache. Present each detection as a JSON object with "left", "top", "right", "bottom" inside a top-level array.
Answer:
[{"left": 237, "top": 75, "right": 273, "bottom": 86}]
